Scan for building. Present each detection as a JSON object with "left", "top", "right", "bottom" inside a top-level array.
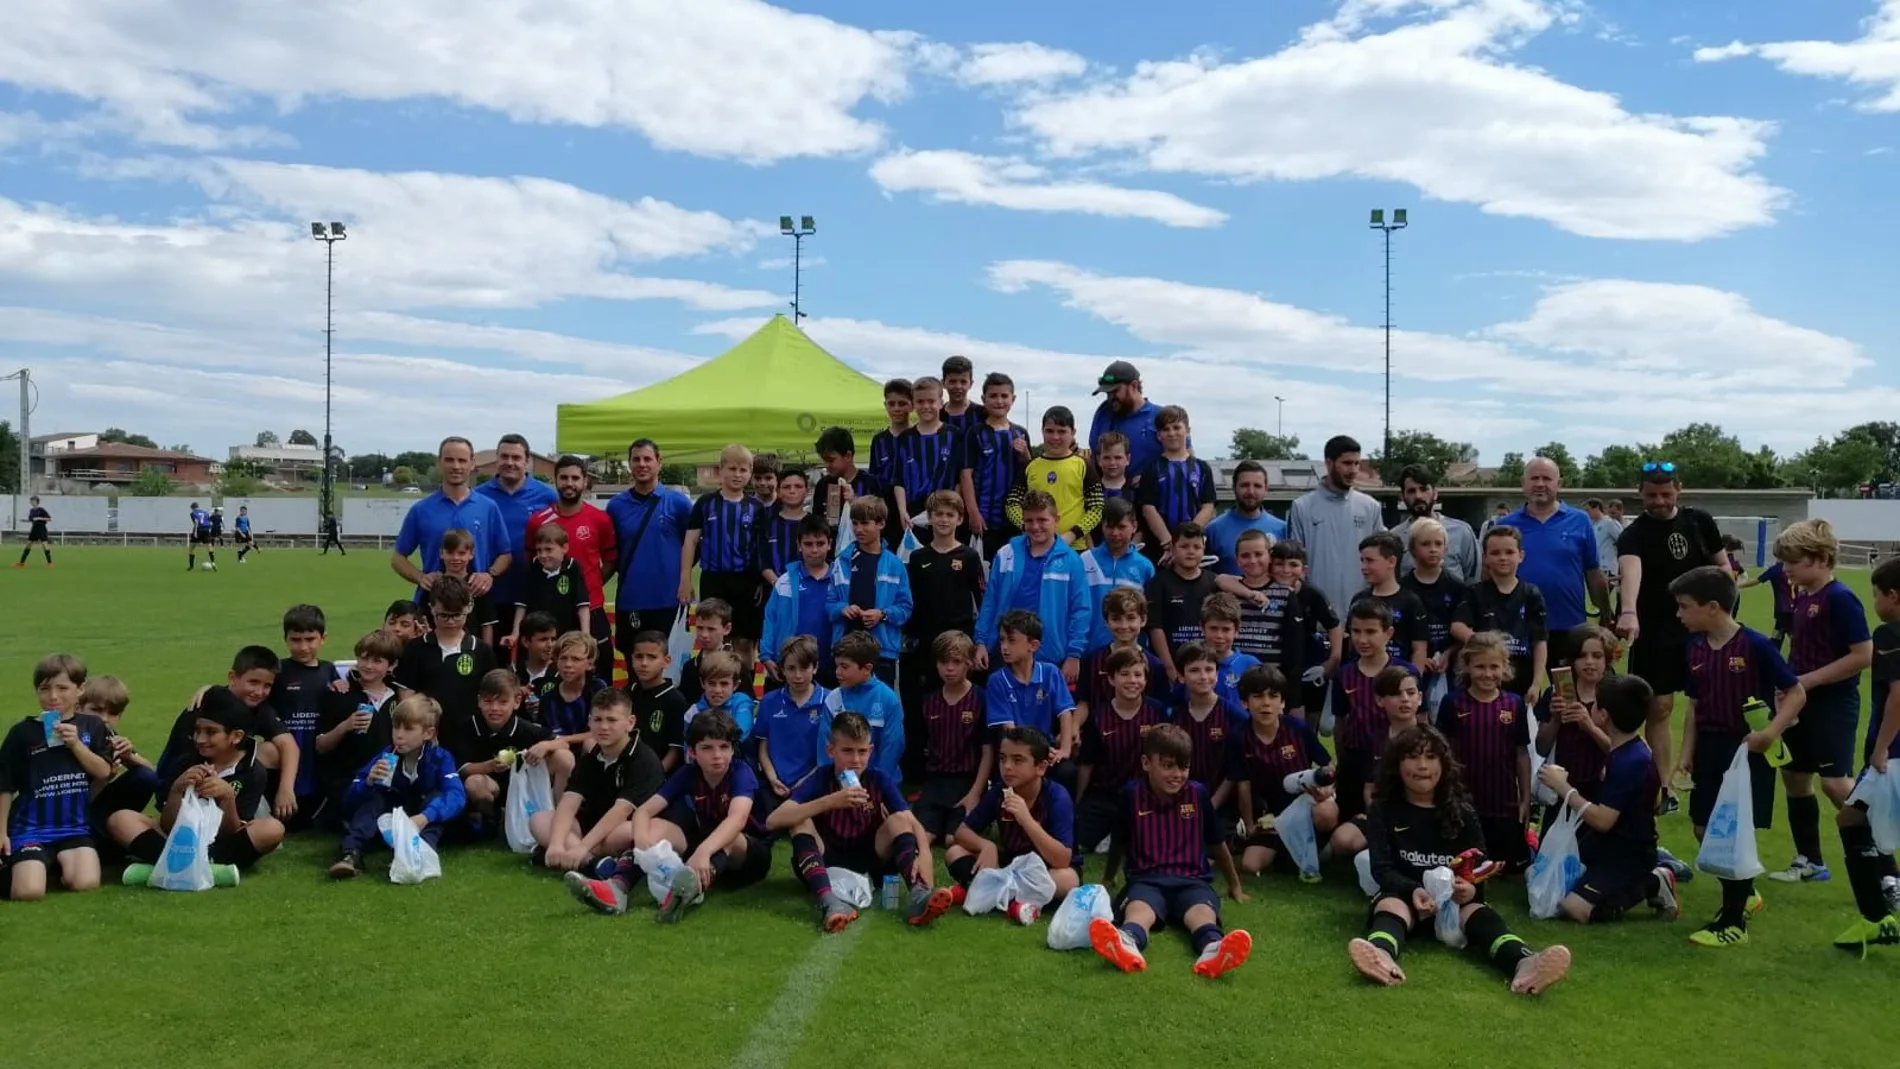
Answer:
[
  {"left": 27, "top": 431, "right": 102, "bottom": 484},
  {"left": 473, "top": 448, "right": 559, "bottom": 482},
  {"left": 50, "top": 444, "right": 216, "bottom": 487},
  {"left": 228, "top": 443, "right": 330, "bottom": 483}
]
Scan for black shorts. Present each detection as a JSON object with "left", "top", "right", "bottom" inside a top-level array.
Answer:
[
  {"left": 27, "top": 529, "right": 48, "bottom": 543},
  {"left": 1119, "top": 875, "right": 1220, "bottom": 929},
  {"left": 1573, "top": 862, "right": 1654, "bottom": 912},
  {"left": 699, "top": 571, "right": 764, "bottom": 640},
  {"left": 1784, "top": 686, "right": 1859, "bottom": 777},
  {"left": 823, "top": 841, "right": 891, "bottom": 881},
  {"left": 617, "top": 607, "right": 682, "bottom": 656},
  {"left": 205, "top": 828, "right": 263, "bottom": 870},
  {"left": 1480, "top": 814, "right": 1531, "bottom": 870},
  {"left": 661, "top": 794, "right": 773, "bottom": 886},
  {"left": 4, "top": 835, "right": 95, "bottom": 872},
  {"left": 235, "top": 531, "right": 254, "bottom": 545},
  {"left": 1628, "top": 628, "right": 1689, "bottom": 696},
  {"left": 914, "top": 773, "right": 976, "bottom": 840},
  {"left": 1074, "top": 787, "right": 1122, "bottom": 854},
  {"left": 1336, "top": 747, "right": 1374, "bottom": 821},
  {"left": 1299, "top": 678, "right": 1328, "bottom": 720},
  {"left": 191, "top": 529, "right": 213, "bottom": 545},
  {"left": 1690, "top": 732, "right": 1775, "bottom": 831},
  {"left": 980, "top": 524, "right": 1017, "bottom": 561}
]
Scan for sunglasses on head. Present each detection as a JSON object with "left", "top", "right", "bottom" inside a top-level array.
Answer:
[{"left": 1642, "top": 461, "right": 1676, "bottom": 474}]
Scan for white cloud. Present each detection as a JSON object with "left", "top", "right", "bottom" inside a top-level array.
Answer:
[
  {"left": 956, "top": 42, "right": 1089, "bottom": 86},
  {"left": 1009, "top": 0, "right": 1784, "bottom": 240},
  {"left": 0, "top": 0, "right": 912, "bottom": 160},
  {"left": 869, "top": 150, "right": 1228, "bottom": 228},
  {"left": 1693, "top": 1, "right": 1900, "bottom": 112}
]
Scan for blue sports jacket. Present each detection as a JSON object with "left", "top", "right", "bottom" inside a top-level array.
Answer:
[
  {"left": 826, "top": 542, "right": 913, "bottom": 658},
  {"left": 761, "top": 563, "right": 831, "bottom": 665},
  {"left": 1079, "top": 543, "right": 1155, "bottom": 653},
  {"left": 976, "top": 535, "right": 1093, "bottom": 663},
  {"left": 344, "top": 742, "right": 467, "bottom": 827}
]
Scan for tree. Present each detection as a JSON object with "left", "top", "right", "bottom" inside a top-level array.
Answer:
[
  {"left": 1786, "top": 434, "right": 1884, "bottom": 495},
  {"left": 1531, "top": 442, "right": 1580, "bottom": 486},
  {"left": 219, "top": 470, "right": 262, "bottom": 498},
  {"left": 1836, "top": 421, "right": 1900, "bottom": 483},
  {"left": 1372, "top": 430, "right": 1477, "bottom": 484},
  {"left": 165, "top": 442, "right": 192, "bottom": 454},
  {"left": 1654, "top": 423, "right": 1758, "bottom": 490},
  {"left": 288, "top": 429, "right": 318, "bottom": 447},
  {"left": 348, "top": 453, "right": 391, "bottom": 480},
  {"left": 0, "top": 419, "right": 18, "bottom": 493},
  {"left": 1229, "top": 428, "right": 1306, "bottom": 461},
  {"left": 391, "top": 451, "right": 437, "bottom": 474},
  {"left": 660, "top": 462, "right": 699, "bottom": 488},
  {"left": 1581, "top": 444, "right": 1647, "bottom": 489},
  {"left": 125, "top": 467, "right": 176, "bottom": 496},
  {"left": 391, "top": 465, "right": 418, "bottom": 487},
  {"left": 254, "top": 430, "right": 280, "bottom": 448},
  {"left": 100, "top": 427, "right": 159, "bottom": 449},
  {"left": 1491, "top": 452, "right": 1526, "bottom": 487}
]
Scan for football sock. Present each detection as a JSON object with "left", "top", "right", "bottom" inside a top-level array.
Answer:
[
  {"left": 791, "top": 834, "right": 831, "bottom": 900},
  {"left": 1190, "top": 924, "right": 1223, "bottom": 955},
  {"left": 1840, "top": 824, "right": 1889, "bottom": 922},
  {"left": 1464, "top": 905, "right": 1532, "bottom": 975},
  {"left": 1717, "top": 877, "right": 1754, "bottom": 928},
  {"left": 892, "top": 832, "right": 922, "bottom": 888},
  {"left": 1118, "top": 922, "right": 1150, "bottom": 952},
  {"left": 216, "top": 829, "right": 262, "bottom": 869},
  {"left": 947, "top": 855, "right": 978, "bottom": 888},
  {"left": 41, "top": 548, "right": 51, "bottom": 563},
  {"left": 128, "top": 830, "right": 166, "bottom": 865},
  {"left": 1368, "top": 910, "right": 1409, "bottom": 960},
  {"left": 16, "top": 547, "right": 26, "bottom": 564},
  {"left": 709, "top": 849, "right": 730, "bottom": 875},
  {"left": 1788, "top": 794, "right": 1823, "bottom": 865}
]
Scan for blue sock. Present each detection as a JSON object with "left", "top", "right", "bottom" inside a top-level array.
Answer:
[
  {"left": 1119, "top": 922, "right": 1149, "bottom": 951},
  {"left": 1191, "top": 923, "right": 1223, "bottom": 954}
]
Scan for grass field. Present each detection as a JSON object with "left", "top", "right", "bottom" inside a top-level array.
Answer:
[{"left": 1, "top": 549, "right": 1895, "bottom": 1069}]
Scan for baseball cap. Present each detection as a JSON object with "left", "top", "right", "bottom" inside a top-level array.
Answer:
[{"left": 1092, "top": 360, "right": 1141, "bottom": 395}]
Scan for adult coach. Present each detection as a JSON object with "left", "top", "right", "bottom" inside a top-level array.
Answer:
[
  {"left": 392, "top": 436, "right": 513, "bottom": 598},
  {"left": 605, "top": 438, "right": 692, "bottom": 665},
  {"left": 1286, "top": 435, "right": 1384, "bottom": 618},
  {"left": 527, "top": 455, "right": 618, "bottom": 679},
  {"left": 1204, "top": 461, "right": 1285, "bottom": 576},
  {"left": 1495, "top": 457, "right": 1609, "bottom": 661},
  {"left": 1389, "top": 465, "right": 1478, "bottom": 582},
  {"left": 474, "top": 434, "right": 558, "bottom": 615},
  {"left": 1612, "top": 464, "right": 1725, "bottom": 801},
  {"left": 1087, "top": 361, "right": 1167, "bottom": 476}
]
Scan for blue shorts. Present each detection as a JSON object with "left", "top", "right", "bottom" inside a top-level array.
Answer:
[
  {"left": 1119, "top": 875, "right": 1220, "bottom": 929},
  {"left": 1785, "top": 685, "right": 1858, "bottom": 778}
]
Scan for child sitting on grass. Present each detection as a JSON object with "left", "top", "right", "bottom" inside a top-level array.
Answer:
[
  {"left": 452, "top": 670, "right": 558, "bottom": 837},
  {"left": 1347, "top": 724, "right": 1570, "bottom": 996},
  {"left": 112, "top": 687, "right": 285, "bottom": 888},
  {"left": 1231, "top": 665, "right": 1335, "bottom": 878},
  {"left": 947, "top": 726, "right": 1082, "bottom": 913},
  {"left": 3, "top": 654, "right": 115, "bottom": 899},
  {"left": 533, "top": 689, "right": 663, "bottom": 873},
  {"left": 328, "top": 695, "right": 466, "bottom": 879},
  {"left": 82, "top": 675, "right": 159, "bottom": 833}
]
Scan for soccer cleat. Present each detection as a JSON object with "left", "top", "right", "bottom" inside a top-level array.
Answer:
[
  {"left": 1765, "top": 855, "right": 1830, "bottom": 883},
  {"left": 1689, "top": 921, "right": 1749, "bottom": 948},
  {"left": 12, "top": 562, "right": 21, "bottom": 569},
  {"left": 1524, "top": 825, "right": 1540, "bottom": 854},
  {"left": 1648, "top": 866, "right": 1680, "bottom": 921},
  {"left": 818, "top": 891, "right": 859, "bottom": 933},
  {"left": 564, "top": 870, "right": 629, "bottom": 915},
  {"left": 1747, "top": 892, "right": 1766, "bottom": 915},
  {"left": 1450, "top": 848, "right": 1504, "bottom": 885},
  {"left": 656, "top": 866, "right": 701, "bottom": 924},
  {"left": 947, "top": 883, "right": 968, "bottom": 908},
  {"left": 1090, "top": 918, "right": 1147, "bottom": 973},
  {"left": 1191, "top": 929, "right": 1253, "bottom": 979},
  {"left": 1509, "top": 946, "right": 1571, "bottom": 996},
  {"left": 211, "top": 864, "right": 240, "bottom": 888},
  {"left": 1656, "top": 847, "right": 1694, "bottom": 883},
  {"left": 328, "top": 851, "right": 363, "bottom": 880},
  {"left": 1831, "top": 914, "right": 1900, "bottom": 956},
  {"left": 906, "top": 885, "right": 955, "bottom": 928},
  {"left": 1347, "top": 937, "right": 1405, "bottom": 986},
  {"left": 592, "top": 853, "right": 628, "bottom": 881},
  {"left": 1882, "top": 876, "right": 1900, "bottom": 917},
  {"left": 121, "top": 863, "right": 155, "bottom": 886}
]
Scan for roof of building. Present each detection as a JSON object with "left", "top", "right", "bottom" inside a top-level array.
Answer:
[
  {"left": 55, "top": 444, "right": 214, "bottom": 462},
  {"left": 30, "top": 430, "right": 98, "bottom": 443}
]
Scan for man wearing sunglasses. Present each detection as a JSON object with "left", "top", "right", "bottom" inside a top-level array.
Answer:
[{"left": 1614, "top": 462, "right": 1727, "bottom": 808}]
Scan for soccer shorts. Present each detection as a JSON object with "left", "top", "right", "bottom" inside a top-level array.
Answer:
[
  {"left": 1120, "top": 875, "right": 1220, "bottom": 929},
  {"left": 1299, "top": 677, "right": 1329, "bottom": 721},
  {"left": 1628, "top": 627, "right": 1690, "bottom": 696},
  {"left": 914, "top": 773, "right": 975, "bottom": 840},
  {"left": 699, "top": 571, "right": 764, "bottom": 640},
  {"left": 1784, "top": 685, "right": 1859, "bottom": 778},
  {"left": 1690, "top": 732, "right": 1775, "bottom": 831},
  {"left": 1478, "top": 815, "right": 1531, "bottom": 871},
  {"left": 1073, "top": 787, "right": 1122, "bottom": 854},
  {"left": 1573, "top": 862, "right": 1654, "bottom": 913},
  {"left": 1335, "top": 746, "right": 1374, "bottom": 821},
  {"left": 822, "top": 841, "right": 891, "bottom": 881},
  {"left": 662, "top": 794, "right": 773, "bottom": 886},
  {"left": 3, "top": 835, "right": 94, "bottom": 873}
]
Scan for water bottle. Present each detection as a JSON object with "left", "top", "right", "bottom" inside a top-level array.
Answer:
[
  {"left": 354, "top": 702, "right": 375, "bottom": 734},
  {"left": 1282, "top": 767, "right": 1336, "bottom": 794},
  {"left": 1742, "top": 697, "right": 1791, "bottom": 768},
  {"left": 838, "top": 768, "right": 861, "bottom": 790},
  {"left": 880, "top": 874, "right": 902, "bottom": 910}
]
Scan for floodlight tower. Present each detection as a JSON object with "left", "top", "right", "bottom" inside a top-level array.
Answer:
[
  {"left": 779, "top": 215, "right": 815, "bottom": 322},
  {"left": 310, "top": 221, "right": 348, "bottom": 525},
  {"left": 1369, "top": 208, "right": 1408, "bottom": 463}
]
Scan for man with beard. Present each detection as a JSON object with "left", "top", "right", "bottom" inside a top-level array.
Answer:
[
  {"left": 605, "top": 438, "right": 693, "bottom": 668},
  {"left": 1285, "top": 435, "right": 1385, "bottom": 621},
  {"left": 1495, "top": 457, "right": 1611, "bottom": 662},
  {"left": 527, "top": 455, "right": 619, "bottom": 679},
  {"left": 1389, "top": 465, "right": 1478, "bottom": 583},
  {"left": 392, "top": 436, "right": 513, "bottom": 599},
  {"left": 1204, "top": 461, "right": 1286, "bottom": 577},
  {"left": 1613, "top": 463, "right": 1725, "bottom": 807},
  {"left": 1087, "top": 361, "right": 1171, "bottom": 477},
  {"left": 474, "top": 434, "right": 558, "bottom": 619}
]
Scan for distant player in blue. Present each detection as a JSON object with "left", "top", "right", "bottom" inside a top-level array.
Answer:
[
  {"left": 18, "top": 495, "right": 52, "bottom": 567},
  {"left": 188, "top": 502, "right": 216, "bottom": 571},
  {"left": 234, "top": 505, "right": 260, "bottom": 563}
]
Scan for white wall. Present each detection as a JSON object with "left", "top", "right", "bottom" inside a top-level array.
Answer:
[
  {"left": 1807, "top": 499, "right": 1900, "bottom": 543},
  {"left": 346, "top": 497, "right": 417, "bottom": 538},
  {"left": 3, "top": 494, "right": 111, "bottom": 533},
  {"left": 117, "top": 496, "right": 208, "bottom": 534},
  {"left": 222, "top": 497, "right": 321, "bottom": 536}
]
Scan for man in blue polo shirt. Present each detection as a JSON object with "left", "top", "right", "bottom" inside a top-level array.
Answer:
[
  {"left": 1087, "top": 361, "right": 1175, "bottom": 477},
  {"left": 1495, "top": 456, "right": 1609, "bottom": 661},
  {"left": 473, "top": 433, "right": 557, "bottom": 625},
  {"left": 606, "top": 437, "right": 693, "bottom": 667},
  {"left": 392, "top": 436, "right": 514, "bottom": 599},
  {"left": 1204, "top": 461, "right": 1286, "bottom": 576}
]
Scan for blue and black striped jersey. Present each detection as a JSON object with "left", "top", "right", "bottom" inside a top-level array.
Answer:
[
  {"left": 1133, "top": 456, "right": 1216, "bottom": 534},
  {"left": 961, "top": 422, "right": 1028, "bottom": 526},
  {"left": 0, "top": 713, "right": 111, "bottom": 843},
  {"left": 688, "top": 492, "right": 768, "bottom": 575},
  {"left": 760, "top": 510, "right": 810, "bottom": 576},
  {"left": 897, "top": 426, "right": 961, "bottom": 504}
]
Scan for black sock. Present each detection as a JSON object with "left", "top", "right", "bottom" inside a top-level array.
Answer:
[
  {"left": 1368, "top": 910, "right": 1409, "bottom": 961},
  {"left": 1464, "top": 905, "right": 1532, "bottom": 975},
  {"left": 892, "top": 831, "right": 921, "bottom": 887},
  {"left": 1880, "top": 852, "right": 1900, "bottom": 881},
  {"left": 128, "top": 829, "right": 166, "bottom": 865},
  {"left": 1190, "top": 923, "right": 1223, "bottom": 954},
  {"left": 1643, "top": 870, "right": 1663, "bottom": 901},
  {"left": 1840, "top": 823, "right": 1890, "bottom": 922},
  {"left": 41, "top": 548, "right": 50, "bottom": 563},
  {"left": 1718, "top": 877, "right": 1754, "bottom": 928},
  {"left": 1788, "top": 794, "right": 1823, "bottom": 864},
  {"left": 17, "top": 548, "right": 27, "bottom": 564},
  {"left": 791, "top": 833, "right": 831, "bottom": 900},
  {"left": 215, "top": 830, "right": 263, "bottom": 869},
  {"left": 948, "top": 854, "right": 978, "bottom": 888},
  {"left": 1118, "top": 921, "right": 1150, "bottom": 951},
  {"left": 709, "top": 849, "right": 730, "bottom": 875}
]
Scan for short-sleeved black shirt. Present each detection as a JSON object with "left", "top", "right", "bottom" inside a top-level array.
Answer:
[
  {"left": 566, "top": 740, "right": 665, "bottom": 827},
  {"left": 395, "top": 633, "right": 499, "bottom": 754},
  {"left": 517, "top": 558, "right": 591, "bottom": 636},
  {"left": 630, "top": 681, "right": 690, "bottom": 757},
  {"left": 316, "top": 685, "right": 398, "bottom": 790},
  {"left": 1145, "top": 568, "right": 1222, "bottom": 653},
  {"left": 1615, "top": 506, "right": 1724, "bottom": 629}
]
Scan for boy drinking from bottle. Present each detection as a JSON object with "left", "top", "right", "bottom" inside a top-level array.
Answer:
[
  {"left": 328, "top": 695, "right": 466, "bottom": 879},
  {"left": 315, "top": 630, "right": 401, "bottom": 830},
  {"left": 3, "top": 654, "right": 114, "bottom": 899}
]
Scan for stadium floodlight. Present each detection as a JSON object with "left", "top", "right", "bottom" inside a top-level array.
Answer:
[
  {"left": 1368, "top": 208, "right": 1410, "bottom": 463},
  {"left": 800, "top": 216, "right": 815, "bottom": 232},
  {"left": 330, "top": 221, "right": 347, "bottom": 238},
  {"left": 779, "top": 214, "right": 817, "bottom": 321},
  {"left": 779, "top": 215, "right": 795, "bottom": 234},
  {"left": 1370, "top": 209, "right": 1384, "bottom": 226},
  {"left": 310, "top": 221, "right": 351, "bottom": 537},
  {"left": 310, "top": 222, "right": 325, "bottom": 238}
]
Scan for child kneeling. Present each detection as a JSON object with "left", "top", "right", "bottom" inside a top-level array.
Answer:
[
  {"left": 946, "top": 726, "right": 1082, "bottom": 914},
  {"left": 110, "top": 688, "right": 285, "bottom": 887},
  {"left": 1348, "top": 724, "right": 1570, "bottom": 995},
  {"left": 329, "top": 694, "right": 465, "bottom": 879},
  {"left": 1090, "top": 723, "right": 1252, "bottom": 979}
]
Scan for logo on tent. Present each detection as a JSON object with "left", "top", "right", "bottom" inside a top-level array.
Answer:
[{"left": 797, "top": 413, "right": 818, "bottom": 432}]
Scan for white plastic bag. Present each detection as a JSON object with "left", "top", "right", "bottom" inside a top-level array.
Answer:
[
  {"left": 1009, "top": 853, "right": 1058, "bottom": 909},
  {"left": 504, "top": 759, "right": 553, "bottom": 855},
  {"left": 829, "top": 867, "right": 873, "bottom": 909},
  {"left": 384, "top": 808, "right": 442, "bottom": 884},
  {"left": 1848, "top": 767, "right": 1900, "bottom": 853},
  {"left": 631, "top": 840, "right": 703, "bottom": 906},
  {"left": 1423, "top": 866, "right": 1466, "bottom": 948},
  {"left": 1696, "top": 747, "right": 1765, "bottom": 881},
  {"left": 1047, "top": 883, "right": 1113, "bottom": 951},
  {"left": 1527, "top": 804, "right": 1584, "bottom": 919},
  {"left": 665, "top": 615, "right": 695, "bottom": 685},
  {"left": 150, "top": 787, "right": 221, "bottom": 892},
  {"left": 1277, "top": 794, "right": 1322, "bottom": 879},
  {"left": 964, "top": 863, "right": 1015, "bottom": 915}
]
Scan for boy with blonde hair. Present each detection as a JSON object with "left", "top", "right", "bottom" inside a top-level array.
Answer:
[
  {"left": 328, "top": 694, "right": 466, "bottom": 879},
  {"left": 682, "top": 443, "right": 768, "bottom": 666},
  {"left": 689, "top": 650, "right": 756, "bottom": 740},
  {"left": 83, "top": 675, "right": 159, "bottom": 829}
]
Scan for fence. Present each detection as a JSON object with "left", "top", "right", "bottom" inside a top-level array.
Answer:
[{"left": 1711, "top": 516, "right": 1777, "bottom": 569}]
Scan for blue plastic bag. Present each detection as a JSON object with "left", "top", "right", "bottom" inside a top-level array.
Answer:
[
  {"left": 1696, "top": 747, "right": 1765, "bottom": 881},
  {"left": 1527, "top": 804, "right": 1584, "bottom": 919}
]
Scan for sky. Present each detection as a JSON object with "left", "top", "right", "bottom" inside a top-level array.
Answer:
[{"left": 2, "top": 0, "right": 1898, "bottom": 464}]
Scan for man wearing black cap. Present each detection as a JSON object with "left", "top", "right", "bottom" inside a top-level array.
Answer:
[{"left": 1087, "top": 360, "right": 1171, "bottom": 477}]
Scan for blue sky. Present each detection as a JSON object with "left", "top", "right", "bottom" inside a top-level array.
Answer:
[{"left": 2, "top": 0, "right": 1897, "bottom": 464}]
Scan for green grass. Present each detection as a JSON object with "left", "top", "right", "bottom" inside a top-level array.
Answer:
[{"left": 2, "top": 550, "right": 1895, "bottom": 1069}]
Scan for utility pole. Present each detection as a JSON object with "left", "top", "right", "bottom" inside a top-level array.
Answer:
[
  {"left": 778, "top": 215, "right": 816, "bottom": 321},
  {"left": 310, "top": 222, "right": 348, "bottom": 527}
]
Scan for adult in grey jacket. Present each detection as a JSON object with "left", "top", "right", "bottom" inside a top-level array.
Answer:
[
  {"left": 1285, "top": 435, "right": 1385, "bottom": 617},
  {"left": 1390, "top": 464, "right": 1478, "bottom": 582}
]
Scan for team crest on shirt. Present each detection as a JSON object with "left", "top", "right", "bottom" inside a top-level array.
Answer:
[
  {"left": 951, "top": 559, "right": 963, "bottom": 571},
  {"left": 557, "top": 576, "right": 571, "bottom": 595},
  {"left": 1728, "top": 656, "right": 1748, "bottom": 673},
  {"left": 1668, "top": 533, "right": 1688, "bottom": 560},
  {"left": 575, "top": 526, "right": 593, "bottom": 541},
  {"left": 456, "top": 654, "right": 474, "bottom": 676},
  {"left": 1280, "top": 744, "right": 1297, "bottom": 760},
  {"left": 1498, "top": 707, "right": 1515, "bottom": 725},
  {"left": 960, "top": 708, "right": 975, "bottom": 725},
  {"left": 1179, "top": 802, "right": 1197, "bottom": 817},
  {"left": 1808, "top": 603, "right": 1821, "bottom": 618},
  {"left": 1045, "top": 471, "right": 1058, "bottom": 484},
  {"left": 1209, "top": 726, "right": 1225, "bottom": 742}
]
